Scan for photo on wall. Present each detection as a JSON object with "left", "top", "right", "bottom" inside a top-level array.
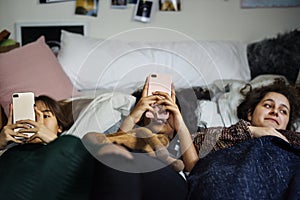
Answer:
[
  {"left": 134, "top": 0, "right": 153, "bottom": 23},
  {"left": 111, "top": 0, "right": 127, "bottom": 9},
  {"left": 128, "top": 0, "right": 137, "bottom": 4},
  {"left": 75, "top": 0, "right": 99, "bottom": 17},
  {"left": 159, "top": 0, "right": 181, "bottom": 11},
  {"left": 241, "top": 0, "right": 300, "bottom": 8},
  {"left": 40, "top": 0, "right": 75, "bottom": 3}
]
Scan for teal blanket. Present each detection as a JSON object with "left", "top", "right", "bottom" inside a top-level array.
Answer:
[{"left": 0, "top": 135, "right": 95, "bottom": 200}]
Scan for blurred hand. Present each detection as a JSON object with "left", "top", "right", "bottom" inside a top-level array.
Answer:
[
  {"left": 129, "top": 77, "right": 164, "bottom": 123},
  {"left": 249, "top": 126, "right": 289, "bottom": 143},
  {"left": 0, "top": 104, "right": 29, "bottom": 149},
  {"left": 18, "top": 106, "right": 58, "bottom": 144}
]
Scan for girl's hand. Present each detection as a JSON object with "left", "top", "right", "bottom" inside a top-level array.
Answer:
[
  {"left": 248, "top": 126, "right": 289, "bottom": 143},
  {"left": 18, "top": 106, "right": 58, "bottom": 144},
  {"left": 153, "top": 85, "right": 185, "bottom": 132},
  {"left": 129, "top": 77, "right": 163, "bottom": 123},
  {"left": 0, "top": 104, "right": 29, "bottom": 149}
]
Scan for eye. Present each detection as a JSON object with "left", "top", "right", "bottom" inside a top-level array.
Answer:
[
  {"left": 42, "top": 111, "right": 53, "bottom": 119},
  {"left": 280, "top": 109, "right": 288, "bottom": 115},
  {"left": 263, "top": 103, "right": 272, "bottom": 108},
  {"left": 43, "top": 114, "right": 51, "bottom": 119}
]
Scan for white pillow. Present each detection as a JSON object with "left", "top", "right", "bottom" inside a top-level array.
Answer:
[
  {"left": 58, "top": 30, "right": 251, "bottom": 91},
  {"left": 129, "top": 40, "right": 251, "bottom": 88},
  {"left": 58, "top": 30, "right": 151, "bottom": 92},
  {"left": 217, "top": 74, "right": 289, "bottom": 127}
]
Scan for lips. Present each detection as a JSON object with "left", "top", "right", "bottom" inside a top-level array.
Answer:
[{"left": 264, "top": 118, "right": 279, "bottom": 125}]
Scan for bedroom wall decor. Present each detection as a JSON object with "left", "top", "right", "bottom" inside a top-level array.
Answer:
[
  {"left": 241, "top": 0, "right": 300, "bottom": 8},
  {"left": 111, "top": 0, "right": 127, "bottom": 8},
  {"left": 40, "top": 0, "right": 75, "bottom": 3},
  {"left": 159, "top": 0, "right": 181, "bottom": 11},
  {"left": 75, "top": 0, "right": 99, "bottom": 17},
  {"left": 15, "top": 21, "right": 87, "bottom": 55},
  {"left": 128, "top": 0, "right": 137, "bottom": 4},
  {"left": 134, "top": 0, "right": 154, "bottom": 23}
]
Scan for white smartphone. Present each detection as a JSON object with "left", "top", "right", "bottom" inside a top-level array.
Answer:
[
  {"left": 134, "top": 0, "right": 153, "bottom": 23},
  {"left": 12, "top": 92, "right": 35, "bottom": 137},
  {"left": 146, "top": 73, "right": 172, "bottom": 120}
]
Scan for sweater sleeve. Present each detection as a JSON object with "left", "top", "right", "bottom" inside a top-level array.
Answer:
[
  {"left": 278, "top": 129, "right": 300, "bottom": 148},
  {"left": 192, "top": 120, "right": 252, "bottom": 157}
]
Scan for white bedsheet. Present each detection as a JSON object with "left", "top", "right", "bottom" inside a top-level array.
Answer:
[{"left": 63, "top": 92, "right": 136, "bottom": 138}]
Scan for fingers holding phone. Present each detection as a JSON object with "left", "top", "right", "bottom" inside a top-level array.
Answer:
[
  {"left": 145, "top": 74, "right": 172, "bottom": 121},
  {"left": 0, "top": 101, "right": 32, "bottom": 148}
]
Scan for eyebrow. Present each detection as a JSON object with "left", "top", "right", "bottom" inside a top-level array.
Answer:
[
  {"left": 263, "top": 99, "right": 290, "bottom": 111},
  {"left": 41, "top": 109, "right": 52, "bottom": 113}
]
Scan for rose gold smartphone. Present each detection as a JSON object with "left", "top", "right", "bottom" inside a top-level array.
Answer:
[
  {"left": 146, "top": 73, "right": 172, "bottom": 120},
  {"left": 12, "top": 92, "right": 35, "bottom": 138}
]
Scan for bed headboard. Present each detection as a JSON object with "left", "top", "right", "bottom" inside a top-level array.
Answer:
[{"left": 15, "top": 21, "right": 87, "bottom": 55}]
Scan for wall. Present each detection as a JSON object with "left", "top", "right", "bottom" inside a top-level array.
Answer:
[{"left": 0, "top": 0, "right": 300, "bottom": 43}]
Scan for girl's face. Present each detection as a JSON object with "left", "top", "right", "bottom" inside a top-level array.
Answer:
[
  {"left": 248, "top": 92, "right": 290, "bottom": 130},
  {"left": 35, "top": 101, "right": 61, "bottom": 135},
  {"left": 142, "top": 117, "right": 174, "bottom": 138}
]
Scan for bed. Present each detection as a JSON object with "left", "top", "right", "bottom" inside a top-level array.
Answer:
[
  {"left": 1, "top": 28, "right": 299, "bottom": 133},
  {"left": 0, "top": 27, "right": 299, "bottom": 199}
]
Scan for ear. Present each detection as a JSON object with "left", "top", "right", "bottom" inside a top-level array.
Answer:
[
  {"left": 58, "top": 126, "right": 63, "bottom": 134},
  {"left": 247, "top": 112, "right": 252, "bottom": 121}
]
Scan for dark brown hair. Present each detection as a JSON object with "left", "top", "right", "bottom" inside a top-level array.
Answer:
[
  {"left": 237, "top": 79, "right": 300, "bottom": 130},
  {"left": 35, "top": 95, "right": 72, "bottom": 133}
]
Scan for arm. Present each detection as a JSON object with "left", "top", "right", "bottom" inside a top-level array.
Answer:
[
  {"left": 176, "top": 120, "right": 199, "bottom": 172},
  {"left": 248, "top": 126, "right": 289, "bottom": 143},
  {"left": 193, "top": 120, "right": 290, "bottom": 155},
  {"left": 278, "top": 130, "right": 300, "bottom": 147},
  {"left": 192, "top": 120, "right": 253, "bottom": 156},
  {"left": 155, "top": 86, "right": 199, "bottom": 172}
]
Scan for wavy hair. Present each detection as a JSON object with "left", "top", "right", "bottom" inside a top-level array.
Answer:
[{"left": 237, "top": 79, "right": 300, "bottom": 130}]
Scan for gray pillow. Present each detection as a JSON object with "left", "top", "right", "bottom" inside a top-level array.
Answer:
[{"left": 247, "top": 29, "right": 300, "bottom": 84}]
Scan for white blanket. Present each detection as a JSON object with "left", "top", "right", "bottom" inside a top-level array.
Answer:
[{"left": 63, "top": 92, "right": 136, "bottom": 138}]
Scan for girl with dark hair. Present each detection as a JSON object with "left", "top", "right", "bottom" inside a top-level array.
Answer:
[
  {"left": 82, "top": 77, "right": 189, "bottom": 200},
  {"left": 181, "top": 79, "right": 300, "bottom": 199},
  {"left": 0, "top": 95, "right": 72, "bottom": 148},
  {"left": 0, "top": 95, "right": 95, "bottom": 200}
]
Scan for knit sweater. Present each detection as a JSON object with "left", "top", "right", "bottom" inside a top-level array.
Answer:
[{"left": 192, "top": 119, "right": 300, "bottom": 158}]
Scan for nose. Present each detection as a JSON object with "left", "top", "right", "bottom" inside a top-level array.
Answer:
[{"left": 269, "top": 108, "right": 279, "bottom": 117}]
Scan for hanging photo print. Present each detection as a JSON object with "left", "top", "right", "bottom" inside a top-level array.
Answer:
[
  {"left": 40, "top": 0, "right": 75, "bottom": 3},
  {"left": 75, "top": 0, "right": 99, "bottom": 17},
  {"left": 111, "top": 0, "right": 127, "bottom": 9},
  {"left": 241, "top": 0, "right": 300, "bottom": 8},
  {"left": 128, "top": 0, "right": 137, "bottom": 4},
  {"left": 159, "top": 0, "right": 181, "bottom": 11},
  {"left": 134, "top": 0, "right": 153, "bottom": 23}
]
